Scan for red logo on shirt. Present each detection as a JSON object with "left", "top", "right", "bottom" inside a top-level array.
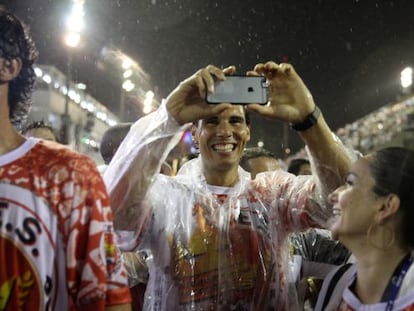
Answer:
[{"left": 0, "top": 236, "right": 41, "bottom": 310}]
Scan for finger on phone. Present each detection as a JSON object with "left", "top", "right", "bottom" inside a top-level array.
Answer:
[
  {"left": 246, "top": 70, "right": 260, "bottom": 77},
  {"left": 223, "top": 65, "right": 236, "bottom": 75}
]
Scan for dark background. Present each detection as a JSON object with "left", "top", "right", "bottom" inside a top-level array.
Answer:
[{"left": 3, "top": 0, "right": 414, "bottom": 157}]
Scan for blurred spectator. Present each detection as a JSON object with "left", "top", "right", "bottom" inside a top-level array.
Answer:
[
  {"left": 21, "top": 120, "right": 57, "bottom": 142},
  {"left": 240, "top": 147, "right": 284, "bottom": 179},
  {"left": 288, "top": 158, "right": 311, "bottom": 176},
  {"left": 100, "top": 122, "right": 133, "bottom": 165},
  {"left": 289, "top": 96, "right": 414, "bottom": 160}
]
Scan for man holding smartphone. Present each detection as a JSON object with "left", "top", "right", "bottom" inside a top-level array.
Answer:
[{"left": 105, "top": 62, "right": 353, "bottom": 310}]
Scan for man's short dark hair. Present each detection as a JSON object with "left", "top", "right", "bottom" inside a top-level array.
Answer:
[
  {"left": 0, "top": 6, "right": 38, "bottom": 127},
  {"left": 240, "top": 147, "right": 276, "bottom": 171},
  {"left": 287, "top": 158, "right": 310, "bottom": 175},
  {"left": 100, "top": 123, "right": 133, "bottom": 164}
]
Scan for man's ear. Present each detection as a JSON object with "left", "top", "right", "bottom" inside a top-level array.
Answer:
[
  {"left": 246, "top": 124, "right": 251, "bottom": 142},
  {"left": 0, "top": 58, "right": 22, "bottom": 82},
  {"left": 377, "top": 194, "right": 400, "bottom": 223}
]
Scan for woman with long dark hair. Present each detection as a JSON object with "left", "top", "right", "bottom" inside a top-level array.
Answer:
[{"left": 316, "top": 147, "right": 414, "bottom": 310}]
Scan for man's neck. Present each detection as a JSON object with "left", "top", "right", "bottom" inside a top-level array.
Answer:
[
  {"left": 0, "top": 124, "right": 25, "bottom": 156},
  {"left": 0, "top": 90, "right": 26, "bottom": 155},
  {"left": 202, "top": 165, "right": 239, "bottom": 187}
]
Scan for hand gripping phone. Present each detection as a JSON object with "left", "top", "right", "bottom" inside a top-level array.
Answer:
[{"left": 206, "top": 75, "right": 269, "bottom": 105}]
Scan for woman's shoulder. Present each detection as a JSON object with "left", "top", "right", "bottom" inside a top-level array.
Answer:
[
  {"left": 314, "top": 263, "right": 356, "bottom": 311},
  {"left": 396, "top": 265, "right": 414, "bottom": 311},
  {"left": 400, "top": 258, "right": 414, "bottom": 297}
]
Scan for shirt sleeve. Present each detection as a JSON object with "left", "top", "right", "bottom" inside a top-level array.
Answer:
[{"left": 62, "top": 156, "right": 131, "bottom": 309}]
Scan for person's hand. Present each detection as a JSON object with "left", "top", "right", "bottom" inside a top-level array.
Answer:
[
  {"left": 246, "top": 62, "right": 315, "bottom": 123},
  {"left": 166, "top": 65, "right": 235, "bottom": 125}
]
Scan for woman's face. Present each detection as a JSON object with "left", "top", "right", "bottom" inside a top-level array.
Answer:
[{"left": 328, "top": 155, "right": 383, "bottom": 242}]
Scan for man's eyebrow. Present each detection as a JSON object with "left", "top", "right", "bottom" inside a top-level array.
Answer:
[
  {"left": 203, "top": 116, "right": 218, "bottom": 121},
  {"left": 230, "top": 115, "right": 245, "bottom": 120}
]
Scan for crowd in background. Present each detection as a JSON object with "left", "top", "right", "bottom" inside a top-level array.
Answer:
[{"left": 289, "top": 95, "right": 414, "bottom": 162}]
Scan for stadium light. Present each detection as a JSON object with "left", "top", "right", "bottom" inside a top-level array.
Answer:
[
  {"left": 62, "top": 0, "right": 85, "bottom": 144},
  {"left": 401, "top": 67, "right": 413, "bottom": 88}
]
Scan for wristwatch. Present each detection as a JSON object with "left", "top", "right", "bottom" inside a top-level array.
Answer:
[{"left": 290, "top": 105, "right": 321, "bottom": 131}]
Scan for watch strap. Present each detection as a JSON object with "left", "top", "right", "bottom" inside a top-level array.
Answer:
[{"left": 290, "top": 105, "right": 321, "bottom": 131}]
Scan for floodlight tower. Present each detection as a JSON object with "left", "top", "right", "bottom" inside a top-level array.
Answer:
[{"left": 62, "top": 0, "right": 84, "bottom": 144}]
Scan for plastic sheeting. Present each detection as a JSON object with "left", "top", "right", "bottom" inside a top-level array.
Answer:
[
  {"left": 104, "top": 102, "right": 351, "bottom": 310},
  {"left": 290, "top": 229, "right": 351, "bottom": 265}
]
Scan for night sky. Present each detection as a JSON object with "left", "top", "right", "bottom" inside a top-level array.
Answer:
[{"left": 4, "top": 0, "right": 414, "bottom": 157}]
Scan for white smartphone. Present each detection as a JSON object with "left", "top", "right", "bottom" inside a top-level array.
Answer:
[{"left": 206, "top": 75, "right": 269, "bottom": 105}]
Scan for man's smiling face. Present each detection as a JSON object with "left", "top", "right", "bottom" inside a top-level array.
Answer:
[{"left": 195, "top": 105, "right": 250, "bottom": 173}]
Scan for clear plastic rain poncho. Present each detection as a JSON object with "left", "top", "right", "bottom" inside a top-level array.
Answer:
[{"left": 104, "top": 102, "right": 342, "bottom": 311}]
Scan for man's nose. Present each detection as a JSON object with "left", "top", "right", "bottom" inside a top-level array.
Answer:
[{"left": 216, "top": 122, "right": 232, "bottom": 136}]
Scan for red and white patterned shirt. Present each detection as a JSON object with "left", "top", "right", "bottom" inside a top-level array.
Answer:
[{"left": 0, "top": 138, "right": 131, "bottom": 310}]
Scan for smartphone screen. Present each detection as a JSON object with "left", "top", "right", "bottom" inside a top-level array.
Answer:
[{"left": 206, "top": 75, "right": 268, "bottom": 105}]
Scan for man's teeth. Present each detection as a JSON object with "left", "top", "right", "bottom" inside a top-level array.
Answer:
[{"left": 213, "top": 144, "right": 234, "bottom": 152}]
